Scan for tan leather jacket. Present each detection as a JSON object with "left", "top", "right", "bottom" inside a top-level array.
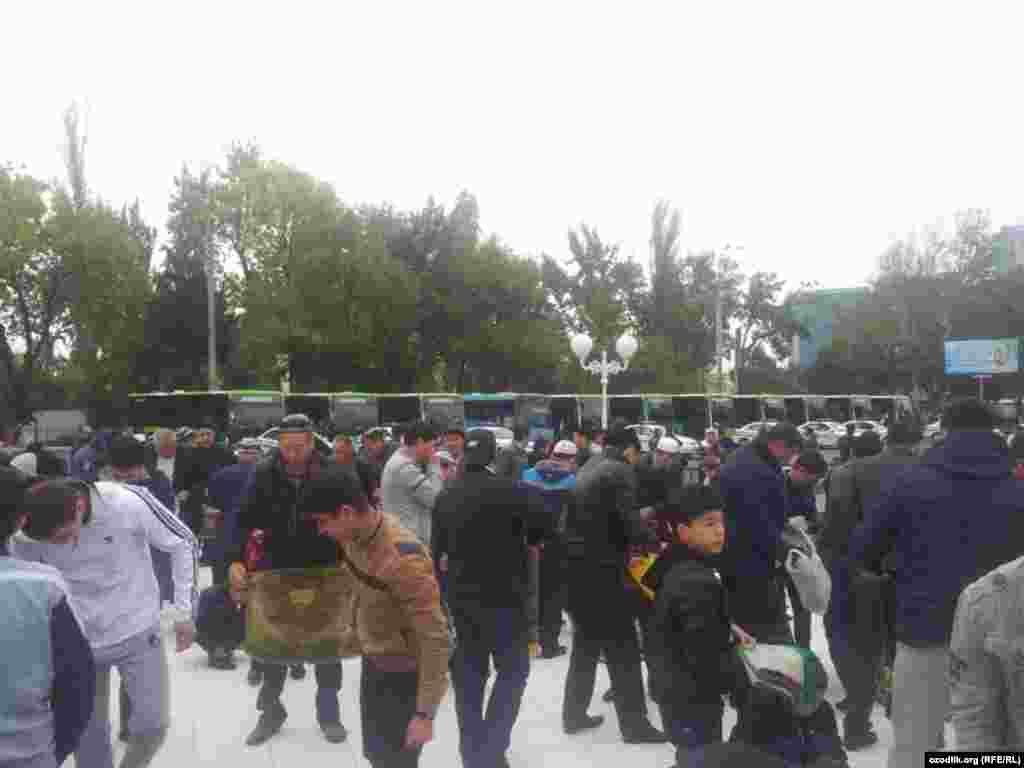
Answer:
[{"left": 341, "top": 513, "right": 450, "bottom": 717}]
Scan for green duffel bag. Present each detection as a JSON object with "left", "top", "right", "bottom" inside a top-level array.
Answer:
[{"left": 245, "top": 567, "right": 359, "bottom": 664}]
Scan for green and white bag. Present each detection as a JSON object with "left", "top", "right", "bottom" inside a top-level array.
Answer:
[{"left": 736, "top": 643, "right": 828, "bottom": 718}]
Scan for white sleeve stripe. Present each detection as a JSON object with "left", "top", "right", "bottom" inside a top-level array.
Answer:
[
  {"left": 122, "top": 484, "right": 199, "bottom": 618},
  {"left": 124, "top": 485, "right": 196, "bottom": 546}
]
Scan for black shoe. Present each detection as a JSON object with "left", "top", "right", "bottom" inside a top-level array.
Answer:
[
  {"left": 541, "top": 645, "right": 567, "bottom": 659},
  {"left": 602, "top": 688, "right": 616, "bottom": 703},
  {"left": 564, "top": 714, "right": 604, "bottom": 734},
  {"left": 245, "top": 711, "right": 286, "bottom": 747},
  {"left": 289, "top": 664, "right": 306, "bottom": 680},
  {"left": 320, "top": 722, "right": 348, "bottom": 744},
  {"left": 622, "top": 721, "right": 668, "bottom": 744},
  {"left": 843, "top": 726, "right": 879, "bottom": 751},
  {"left": 247, "top": 666, "right": 263, "bottom": 686}
]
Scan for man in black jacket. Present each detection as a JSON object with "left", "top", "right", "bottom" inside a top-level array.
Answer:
[
  {"left": 820, "top": 422, "right": 920, "bottom": 750},
  {"left": 432, "top": 429, "right": 551, "bottom": 768},
  {"left": 561, "top": 423, "right": 665, "bottom": 744},
  {"left": 174, "top": 423, "right": 236, "bottom": 535},
  {"left": 233, "top": 414, "right": 347, "bottom": 748}
]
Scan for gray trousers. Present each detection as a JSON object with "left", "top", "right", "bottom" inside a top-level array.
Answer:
[
  {"left": 7, "top": 753, "right": 57, "bottom": 768},
  {"left": 888, "top": 643, "right": 949, "bottom": 768},
  {"left": 76, "top": 624, "right": 171, "bottom": 768}
]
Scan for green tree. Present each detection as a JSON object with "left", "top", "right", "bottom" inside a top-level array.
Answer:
[{"left": 731, "top": 272, "right": 805, "bottom": 394}]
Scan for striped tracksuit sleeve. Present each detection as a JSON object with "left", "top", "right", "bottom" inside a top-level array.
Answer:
[{"left": 128, "top": 486, "right": 199, "bottom": 619}]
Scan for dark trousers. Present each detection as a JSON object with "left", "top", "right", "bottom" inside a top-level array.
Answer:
[
  {"left": 785, "top": 576, "right": 812, "bottom": 648},
  {"left": 538, "top": 544, "right": 566, "bottom": 650},
  {"left": 257, "top": 662, "right": 343, "bottom": 724},
  {"left": 212, "top": 561, "right": 230, "bottom": 587},
  {"left": 563, "top": 565, "right": 647, "bottom": 734},
  {"left": 824, "top": 569, "right": 886, "bottom": 730},
  {"left": 450, "top": 601, "right": 530, "bottom": 768},
  {"left": 360, "top": 658, "right": 421, "bottom": 768},
  {"left": 659, "top": 696, "right": 724, "bottom": 765}
]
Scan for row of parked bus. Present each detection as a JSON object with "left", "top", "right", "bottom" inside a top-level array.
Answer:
[{"left": 127, "top": 390, "right": 917, "bottom": 446}]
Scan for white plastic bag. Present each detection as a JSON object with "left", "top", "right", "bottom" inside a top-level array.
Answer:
[{"left": 782, "top": 526, "right": 831, "bottom": 615}]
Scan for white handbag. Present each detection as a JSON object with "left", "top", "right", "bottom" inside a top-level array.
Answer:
[{"left": 781, "top": 524, "right": 831, "bottom": 615}]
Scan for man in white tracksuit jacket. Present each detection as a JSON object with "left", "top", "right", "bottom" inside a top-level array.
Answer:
[{"left": 12, "top": 478, "right": 197, "bottom": 768}]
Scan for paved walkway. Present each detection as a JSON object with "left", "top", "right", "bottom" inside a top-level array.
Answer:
[{"left": 83, "top": 569, "right": 936, "bottom": 768}]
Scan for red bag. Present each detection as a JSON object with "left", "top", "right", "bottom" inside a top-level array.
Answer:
[{"left": 246, "top": 529, "right": 268, "bottom": 572}]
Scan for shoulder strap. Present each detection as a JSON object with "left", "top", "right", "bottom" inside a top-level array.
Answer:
[{"left": 338, "top": 546, "right": 391, "bottom": 593}]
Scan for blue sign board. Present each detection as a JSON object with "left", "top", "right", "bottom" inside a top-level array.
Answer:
[{"left": 944, "top": 339, "right": 1020, "bottom": 375}]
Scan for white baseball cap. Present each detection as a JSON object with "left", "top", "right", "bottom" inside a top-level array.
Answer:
[
  {"left": 656, "top": 436, "right": 682, "bottom": 454},
  {"left": 552, "top": 440, "right": 578, "bottom": 457}
]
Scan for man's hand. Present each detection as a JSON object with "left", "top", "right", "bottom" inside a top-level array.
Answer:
[
  {"left": 404, "top": 716, "right": 433, "bottom": 750},
  {"left": 174, "top": 620, "right": 196, "bottom": 652}
]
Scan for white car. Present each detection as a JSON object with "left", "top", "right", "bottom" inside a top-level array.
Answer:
[
  {"left": 734, "top": 421, "right": 778, "bottom": 444},
  {"left": 843, "top": 420, "right": 888, "bottom": 440},
  {"left": 923, "top": 420, "right": 944, "bottom": 443},
  {"left": 627, "top": 423, "right": 667, "bottom": 453},
  {"left": 255, "top": 428, "right": 334, "bottom": 457},
  {"left": 797, "top": 421, "right": 846, "bottom": 449},
  {"left": 478, "top": 425, "right": 515, "bottom": 451}
]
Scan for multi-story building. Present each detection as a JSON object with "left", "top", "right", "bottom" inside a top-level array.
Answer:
[
  {"left": 788, "top": 287, "right": 869, "bottom": 369},
  {"left": 993, "top": 225, "right": 1024, "bottom": 274}
]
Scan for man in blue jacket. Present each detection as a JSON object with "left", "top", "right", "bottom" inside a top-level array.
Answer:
[
  {"left": 69, "top": 429, "right": 115, "bottom": 483},
  {"left": 205, "top": 438, "right": 262, "bottom": 586},
  {"left": 850, "top": 398, "right": 1024, "bottom": 768},
  {"left": 0, "top": 466, "right": 95, "bottom": 768},
  {"left": 718, "top": 422, "right": 804, "bottom": 641},
  {"left": 522, "top": 439, "right": 579, "bottom": 658}
]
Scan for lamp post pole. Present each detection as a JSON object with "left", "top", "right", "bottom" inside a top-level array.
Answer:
[{"left": 570, "top": 333, "right": 639, "bottom": 429}]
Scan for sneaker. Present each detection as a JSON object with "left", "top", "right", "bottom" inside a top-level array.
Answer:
[
  {"left": 843, "top": 727, "right": 879, "bottom": 751},
  {"left": 247, "top": 666, "right": 263, "bottom": 686},
  {"left": 622, "top": 721, "right": 668, "bottom": 744},
  {"left": 564, "top": 714, "right": 604, "bottom": 735},
  {"left": 289, "top": 664, "right": 306, "bottom": 680},
  {"left": 245, "top": 711, "right": 286, "bottom": 747},
  {"left": 541, "top": 644, "right": 567, "bottom": 659},
  {"left": 320, "top": 722, "right": 348, "bottom": 744}
]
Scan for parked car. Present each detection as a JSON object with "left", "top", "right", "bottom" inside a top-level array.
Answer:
[
  {"left": 734, "top": 421, "right": 778, "bottom": 445},
  {"left": 255, "top": 428, "right": 335, "bottom": 457},
  {"left": 478, "top": 425, "right": 516, "bottom": 452},
  {"left": 797, "top": 421, "right": 846, "bottom": 449},
  {"left": 627, "top": 423, "right": 668, "bottom": 453},
  {"left": 842, "top": 420, "right": 888, "bottom": 440},
  {"left": 922, "top": 420, "right": 943, "bottom": 443}
]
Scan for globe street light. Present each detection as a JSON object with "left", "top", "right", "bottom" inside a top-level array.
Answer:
[{"left": 570, "top": 332, "right": 639, "bottom": 429}]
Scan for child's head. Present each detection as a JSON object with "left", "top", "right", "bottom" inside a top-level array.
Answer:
[{"left": 666, "top": 485, "right": 725, "bottom": 555}]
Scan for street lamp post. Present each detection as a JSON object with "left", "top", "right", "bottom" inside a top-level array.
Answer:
[{"left": 570, "top": 333, "right": 639, "bottom": 429}]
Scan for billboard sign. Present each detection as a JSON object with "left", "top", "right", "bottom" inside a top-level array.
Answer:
[{"left": 944, "top": 339, "right": 1020, "bottom": 375}]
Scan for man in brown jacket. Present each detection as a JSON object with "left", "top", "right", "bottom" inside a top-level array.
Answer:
[{"left": 299, "top": 465, "right": 450, "bottom": 768}]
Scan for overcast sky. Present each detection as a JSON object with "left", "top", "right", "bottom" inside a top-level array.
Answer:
[{"left": 5, "top": 1, "right": 1022, "bottom": 293}]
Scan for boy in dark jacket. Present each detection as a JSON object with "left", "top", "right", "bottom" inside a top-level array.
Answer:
[
  {"left": 195, "top": 563, "right": 249, "bottom": 670},
  {"left": 643, "top": 484, "right": 737, "bottom": 765}
]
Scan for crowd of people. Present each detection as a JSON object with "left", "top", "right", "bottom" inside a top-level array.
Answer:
[{"left": 3, "top": 397, "right": 1024, "bottom": 768}]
